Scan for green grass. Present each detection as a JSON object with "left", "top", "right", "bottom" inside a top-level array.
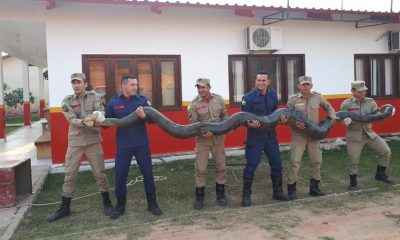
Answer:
[
  {"left": 5, "top": 116, "right": 40, "bottom": 135},
  {"left": 11, "top": 140, "right": 400, "bottom": 240}
]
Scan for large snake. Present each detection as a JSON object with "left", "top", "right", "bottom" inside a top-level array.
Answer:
[{"left": 100, "top": 104, "right": 394, "bottom": 140}]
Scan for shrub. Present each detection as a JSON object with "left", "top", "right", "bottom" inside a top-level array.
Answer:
[{"left": 3, "top": 83, "right": 35, "bottom": 109}]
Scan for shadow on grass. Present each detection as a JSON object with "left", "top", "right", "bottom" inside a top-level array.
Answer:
[{"left": 11, "top": 140, "right": 400, "bottom": 240}]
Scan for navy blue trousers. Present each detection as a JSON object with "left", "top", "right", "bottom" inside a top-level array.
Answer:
[
  {"left": 114, "top": 144, "right": 156, "bottom": 197},
  {"left": 243, "top": 138, "right": 283, "bottom": 180}
]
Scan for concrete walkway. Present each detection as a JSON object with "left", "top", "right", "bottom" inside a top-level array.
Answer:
[{"left": 0, "top": 121, "right": 51, "bottom": 240}]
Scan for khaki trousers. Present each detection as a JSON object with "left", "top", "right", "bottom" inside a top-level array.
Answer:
[
  {"left": 347, "top": 134, "right": 391, "bottom": 175},
  {"left": 287, "top": 132, "right": 322, "bottom": 184},
  {"left": 62, "top": 142, "right": 110, "bottom": 198},
  {"left": 194, "top": 138, "right": 226, "bottom": 187}
]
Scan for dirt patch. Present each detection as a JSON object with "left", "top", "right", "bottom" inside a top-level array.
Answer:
[
  {"left": 139, "top": 192, "right": 400, "bottom": 240},
  {"left": 140, "top": 224, "right": 273, "bottom": 240},
  {"left": 291, "top": 207, "right": 400, "bottom": 240}
]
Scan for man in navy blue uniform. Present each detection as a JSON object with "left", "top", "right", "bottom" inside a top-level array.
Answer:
[
  {"left": 241, "top": 72, "right": 289, "bottom": 207},
  {"left": 106, "top": 73, "right": 162, "bottom": 219}
]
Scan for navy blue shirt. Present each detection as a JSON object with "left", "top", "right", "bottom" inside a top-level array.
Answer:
[
  {"left": 241, "top": 88, "right": 278, "bottom": 139},
  {"left": 106, "top": 94, "right": 150, "bottom": 148}
]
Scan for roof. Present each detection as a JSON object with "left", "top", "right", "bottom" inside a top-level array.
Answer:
[
  {"left": 42, "top": 0, "right": 400, "bottom": 14},
  {"left": 41, "top": 0, "right": 400, "bottom": 27}
]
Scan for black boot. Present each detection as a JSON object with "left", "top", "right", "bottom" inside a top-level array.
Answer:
[
  {"left": 47, "top": 196, "right": 71, "bottom": 223},
  {"left": 146, "top": 193, "right": 163, "bottom": 216},
  {"left": 101, "top": 192, "right": 114, "bottom": 216},
  {"left": 287, "top": 182, "right": 297, "bottom": 200},
  {"left": 270, "top": 175, "right": 289, "bottom": 201},
  {"left": 216, "top": 183, "right": 227, "bottom": 206},
  {"left": 348, "top": 174, "right": 359, "bottom": 191},
  {"left": 241, "top": 179, "right": 252, "bottom": 207},
  {"left": 309, "top": 179, "right": 327, "bottom": 196},
  {"left": 110, "top": 196, "right": 126, "bottom": 219},
  {"left": 375, "top": 166, "right": 394, "bottom": 184},
  {"left": 193, "top": 187, "right": 205, "bottom": 210}
]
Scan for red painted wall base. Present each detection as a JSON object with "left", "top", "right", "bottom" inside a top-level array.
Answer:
[
  {"left": 39, "top": 99, "right": 45, "bottom": 119},
  {"left": 23, "top": 102, "right": 31, "bottom": 126},
  {"left": 0, "top": 106, "right": 5, "bottom": 139}
]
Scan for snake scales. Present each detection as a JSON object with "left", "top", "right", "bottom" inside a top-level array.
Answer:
[{"left": 100, "top": 104, "right": 394, "bottom": 140}]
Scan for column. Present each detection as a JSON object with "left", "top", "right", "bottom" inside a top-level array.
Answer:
[
  {"left": 22, "top": 60, "right": 31, "bottom": 126},
  {"left": 0, "top": 51, "right": 5, "bottom": 140},
  {"left": 38, "top": 67, "right": 45, "bottom": 118}
]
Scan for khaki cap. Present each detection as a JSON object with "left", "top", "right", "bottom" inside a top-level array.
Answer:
[
  {"left": 71, "top": 73, "right": 86, "bottom": 82},
  {"left": 299, "top": 76, "right": 312, "bottom": 85},
  {"left": 195, "top": 78, "right": 210, "bottom": 87},
  {"left": 351, "top": 80, "right": 368, "bottom": 91}
]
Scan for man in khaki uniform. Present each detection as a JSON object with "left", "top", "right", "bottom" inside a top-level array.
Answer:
[
  {"left": 287, "top": 76, "right": 336, "bottom": 199},
  {"left": 188, "top": 78, "right": 228, "bottom": 210},
  {"left": 340, "top": 80, "right": 395, "bottom": 191},
  {"left": 48, "top": 73, "right": 113, "bottom": 222}
]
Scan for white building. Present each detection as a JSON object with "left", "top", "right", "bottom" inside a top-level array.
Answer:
[{"left": 0, "top": 0, "right": 399, "bottom": 164}]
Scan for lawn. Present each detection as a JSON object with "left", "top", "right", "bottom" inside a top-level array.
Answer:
[
  {"left": 11, "top": 138, "right": 400, "bottom": 240},
  {"left": 5, "top": 116, "right": 40, "bottom": 135}
]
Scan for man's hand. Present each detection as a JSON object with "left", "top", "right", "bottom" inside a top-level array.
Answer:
[
  {"left": 135, "top": 106, "right": 146, "bottom": 119},
  {"left": 92, "top": 111, "right": 105, "bottom": 123},
  {"left": 279, "top": 115, "right": 289, "bottom": 124},
  {"left": 392, "top": 107, "right": 396, "bottom": 116},
  {"left": 343, "top": 117, "right": 352, "bottom": 127},
  {"left": 295, "top": 120, "right": 305, "bottom": 130},
  {"left": 247, "top": 120, "right": 260, "bottom": 128},
  {"left": 82, "top": 118, "right": 94, "bottom": 127},
  {"left": 201, "top": 131, "right": 214, "bottom": 137}
]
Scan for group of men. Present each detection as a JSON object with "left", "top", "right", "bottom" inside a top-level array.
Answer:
[
  {"left": 47, "top": 71, "right": 395, "bottom": 222},
  {"left": 187, "top": 72, "right": 395, "bottom": 208}
]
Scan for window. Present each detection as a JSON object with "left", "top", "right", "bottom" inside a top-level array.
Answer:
[
  {"left": 354, "top": 54, "right": 399, "bottom": 98},
  {"left": 83, "top": 55, "right": 182, "bottom": 110},
  {"left": 228, "top": 54, "right": 305, "bottom": 105}
]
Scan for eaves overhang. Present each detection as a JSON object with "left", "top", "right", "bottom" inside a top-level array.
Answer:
[{"left": 35, "top": 0, "right": 400, "bottom": 28}]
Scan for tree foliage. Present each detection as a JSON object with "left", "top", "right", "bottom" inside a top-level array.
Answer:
[{"left": 3, "top": 83, "right": 35, "bottom": 109}]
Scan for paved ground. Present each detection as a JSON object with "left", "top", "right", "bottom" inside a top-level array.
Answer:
[{"left": 0, "top": 122, "right": 51, "bottom": 240}]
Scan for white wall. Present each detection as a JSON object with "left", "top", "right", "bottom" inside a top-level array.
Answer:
[
  {"left": 1, "top": 0, "right": 397, "bottom": 108},
  {"left": 278, "top": 20, "right": 394, "bottom": 94},
  {"left": 43, "top": 3, "right": 260, "bottom": 106}
]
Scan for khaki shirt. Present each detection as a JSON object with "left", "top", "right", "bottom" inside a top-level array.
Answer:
[
  {"left": 188, "top": 93, "right": 227, "bottom": 142},
  {"left": 61, "top": 90, "right": 104, "bottom": 146},
  {"left": 340, "top": 97, "right": 378, "bottom": 141},
  {"left": 287, "top": 91, "right": 336, "bottom": 134}
]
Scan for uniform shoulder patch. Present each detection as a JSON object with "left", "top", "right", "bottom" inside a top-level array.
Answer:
[
  {"left": 288, "top": 94, "right": 297, "bottom": 99},
  {"left": 340, "top": 99, "right": 351, "bottom": 110},
  {"left": 311, "top": 91, "right": 321, "bottom": 95},
  {"left": 61, "top": 97, "right": 70, "bottom": 112},
  {"left": 188, "top": 98, "right": 198, "bottom": 111}
]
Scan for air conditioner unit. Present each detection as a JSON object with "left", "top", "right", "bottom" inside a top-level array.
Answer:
[
  {"left": 246, "top": 26, "right": 282, "bottom": 51},
  {"left": 389, "top": 31, "right": 400, "bottom": 51}
]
